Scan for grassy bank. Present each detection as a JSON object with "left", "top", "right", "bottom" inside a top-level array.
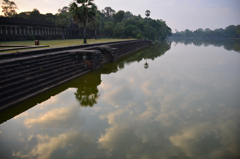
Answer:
[{"left": 0, "top": 38, "right": 134, "bottom": 53}]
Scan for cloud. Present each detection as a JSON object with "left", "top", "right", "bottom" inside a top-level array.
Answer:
[
  {"left": 102, "top": 85, "right": 134, "bottom": 106},
  {"left": 24, "top": 104, "right": 82, "bottom": 128},
  {"left": 13, "top": 132, "right": 93, "bottom": 159}
]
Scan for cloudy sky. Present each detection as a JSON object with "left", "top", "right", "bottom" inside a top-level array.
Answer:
[{"left": 1, "top": 0, "right": 240, "bottom": 32}]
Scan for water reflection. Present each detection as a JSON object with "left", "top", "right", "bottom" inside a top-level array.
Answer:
[
  {"left": 170, "top": 38, "right": 240, "bottom": 52},
  {"left": 74, "top": 72, "right": 101, "bottom": 107},
  {"left": 144, "top": 60, "right": 149, "bottom": 69},
  {"left": 1, "top": 40, "right": 240, "bottom": 159},
  {"left": 0, "top": 41, "right": 171, "bottom": 123}
]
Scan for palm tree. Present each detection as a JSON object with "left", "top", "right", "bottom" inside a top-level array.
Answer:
[
  {"left": 145, "top": 10, "right": 150, "bottom": 18},
  {"left": 69, "top": 0, "right": 97, "bottom": 43},
  {"left": 145, "top": 10, "right": 150, "bottom": 23}
]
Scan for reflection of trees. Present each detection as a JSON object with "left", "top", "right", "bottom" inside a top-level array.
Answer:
[
  {"left": 73, "top": 41, "right": 171, "bottom": 107},
  {"left": 0, "top": 42, "right": 172, "bottom": 122},
  {"left": 122, "top": 41, "right": 171, "bottom": 64},
  {"left": 144, "top": 60, "right": 149, "bottom": 69},
  {"left": 170, "top": 38, "right": 240, "bottom": 52},
  {"left": 73, "top": 71, "right": 101, "bottom": 107}
]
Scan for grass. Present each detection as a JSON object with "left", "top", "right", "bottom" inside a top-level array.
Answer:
[{"left": 0, "top": 38, "right": 134, "bottom": 53}]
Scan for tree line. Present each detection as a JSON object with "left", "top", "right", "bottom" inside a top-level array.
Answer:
[
  {"left": 172, "top": 25, "right": 240, "bottom": 39},
  {"left": 1, "top": 0, "right": 172, "bottom": 42}
]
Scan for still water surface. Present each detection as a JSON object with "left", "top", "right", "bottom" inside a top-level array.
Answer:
[{"left": 0, "top": 39, "right": 240, "bottom": 159}]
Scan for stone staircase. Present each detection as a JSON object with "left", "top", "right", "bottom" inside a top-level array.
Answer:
[
  {"left": 0, "top": 40, "right": 152, "bottom": 110},
  {"left": 0, "top": 51, "right": 90, "bottom": 109}
]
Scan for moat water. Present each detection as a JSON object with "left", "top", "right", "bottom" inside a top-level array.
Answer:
[{"left": 0, "top": 39, "right": 240, "bottom": 159}]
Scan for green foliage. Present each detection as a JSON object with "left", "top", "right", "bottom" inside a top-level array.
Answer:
[
  {"left": 123, "top": 11, "right": 133, "bottom": 21},
  {"left": 69, "top": 0, "right": 97, "bottom": 43},
  {"left": 104, "top": 21, "right": 114, "bottom": 37},
  {"left": 172, "top": 25, "right": 240, "bottom": 39},
  {"left": 12, "top": 9, "right": 56, "bottom": 23},
  {"left": 113, "top": 10, "right": 124, "bottom": 24},
  {"left": 136, "top": 33, "right": 143, "bottom": 39},
  {"left": 1, "top": 0, "right": 18, "bottom": 17},
  {"left": 101, "top": 7, "right": 115, "bottom": 21},
  {"left": 145, "top": 10, "right": 150, "bottom": 18},
  {"left": 113, "top": 22, "right": 125, "bottom": 38},
  {"left": 29, "top": 34, "right": 36, "bottom": 40},
  {"left": 7, "top": 4, "right": 172, "bottom": 41},
  {"left": 29, "top": 8, "right": 41, "bottom": 19},
  {"left": 55, "top": 6, "right": 71, "bottom": 28},
  {"left": 124, "top": 24, "right": 141, "bottom": 38},
  {"left": 144, "top": 25, "right": 157, "bottom": 40}
]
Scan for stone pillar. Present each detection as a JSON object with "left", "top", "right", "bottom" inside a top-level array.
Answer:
[
  {"left": 10, "top": 26, "right": 12, "bottom": 35},
  {"left": 5, "top": 26, "right": 8, "bottom": 35},
  {"left": 15, "top": 27, "right": 17, "bottom": 35},
  {"left": 19, "top": 27, "right": 21, "bottom": 35}
]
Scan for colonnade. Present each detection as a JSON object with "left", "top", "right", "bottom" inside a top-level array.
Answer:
[{"left": 0, "top": 25, "right": 70, "bottom": 36}]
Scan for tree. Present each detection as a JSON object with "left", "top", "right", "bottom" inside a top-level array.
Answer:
[
  {"left": 145, "top": 10, "right": 150, "bottom": 18},
  {"left": 236, "top": 25, "right": 240, "bottom": 37},
  {"left": 225, "top": 25, "right": 236, "bottom": 38},
  {"left": 1, "top": 0, "right": 18, "bottom": 17},
  {"left": 124, "top": 24, "right": 141, "bottom": 38},
  {"left": 69, "top": 0, "right": 97, "bottom": 43},
  {"left": 104, "top": 21, "right": 114, "bottom": 37},
  {"left": 113, "top": 22, "right": 125, "bottom": 38},
  {"left": 102, "top": 7, "right": 115, "bottom": 19},
  {"left": 124, "top": 11, "right": 133, "bottom": 21},
  {"left": 89, "top": 12, "right": 101, "bottom": 39},
  {"left": 113, "top": 10, "right": 124, "bottom": 24},
  {"left": 144, "top": 25, "right": 157, "bottom": 40},
  {"left": 29, "top": 9, "right": 41, "bottom": 19},
  {"left": 55, "top": 6, "right": 71, "bottom": 28}
]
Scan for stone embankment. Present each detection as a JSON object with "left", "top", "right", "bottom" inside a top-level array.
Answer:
[{"left": 0, "top": 40, "right": 152, "bottom": 111}]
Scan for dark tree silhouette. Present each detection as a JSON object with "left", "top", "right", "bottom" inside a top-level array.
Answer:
[
  {"left": 1, "top": 0, "right": 18, "bottom": 17},
  {"left": 69, "top": 0, "right": 97, "bottom": 43}
]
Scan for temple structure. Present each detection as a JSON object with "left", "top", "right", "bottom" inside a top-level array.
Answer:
[{"left": 0, "top": 17, "right": 81, "bottom": 41}]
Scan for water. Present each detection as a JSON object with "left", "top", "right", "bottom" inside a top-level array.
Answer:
[{"left": 0, "top": 39, "right": 240, "bottom": 159}]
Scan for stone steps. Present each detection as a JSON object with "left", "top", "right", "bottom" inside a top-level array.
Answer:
[{"left": 0, "top": 40, "right": 152, "bottom": 111}]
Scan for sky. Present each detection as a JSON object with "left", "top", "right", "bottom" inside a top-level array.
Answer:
[{"left": 1, "top": 0, "right": 240, "bottom": 32}]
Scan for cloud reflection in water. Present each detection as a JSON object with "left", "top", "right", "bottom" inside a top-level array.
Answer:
[{"left": 0, "top": 41, "right": 240, "bottom": 159}]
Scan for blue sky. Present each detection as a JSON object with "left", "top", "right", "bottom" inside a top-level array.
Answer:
[{"left": 1, "top": 0, "right": 240, "bottom": 32}]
